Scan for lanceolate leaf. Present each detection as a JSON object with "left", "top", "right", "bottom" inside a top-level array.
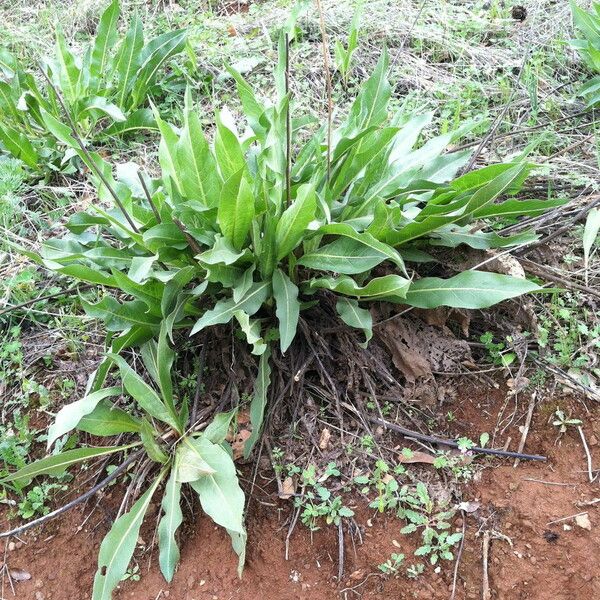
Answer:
[
  {"left": 108, "top": 354, "right": 181, "bottom": 432},
  {"left": 115, "top": 14, "right": 144, "bottom": 108},
  {"left": 275, "top": 184, "right": 317, "bottom": 260},
  {"left": 131, "top": 30, "right": 187, "bottom": 109},
  {"left": 300, "top": 237, "right": 391, "bottom": 275},
  {"left": 272, "top": 269, "right": 300, "bottom": 353},
  {"left": 93, "top": 472, "right": 165, "bottom": 600},
  {"left": 90, "top": 0, "right": 120, "bottom": 89},
  {"left": 177, "top": 89, "right": 221, "bottom": 207},
  {"left": 336, "top": 298, "right": 372, "bottom": 347},
  {"left": 191, "top": 282, "right": 270, "bottom": 334},
  {"left": 244, "top": 348, "right": 271, "bottom": 458},
  {"left": 2, "top": 445, "right": 136, "bottom": 486},
  {"left": 583, "top": 207, "right": 600, "bottom": 272},
  {"left": 404, "top": 271, "right": 540, "bottom": 309},
  {"left": 47, "top": 386, "right": 122, "bottom": 448},
  {"left": 308, "top": 274, "right": 410, "bottom": 301},
  {"left": 77, "top": 402, "right": 142, "bottom": 437},
  {"left": 158, "top": 467, "right": 183, "bottom": 582},
  {"left": 318, "top": 223, "right": 406, "bottom": 273},
  {"left": 218, "top": 169, "right": 255, "bottom": 251},
  {"left": 188, "top": 436, "right": 246, "bottom": 535}
]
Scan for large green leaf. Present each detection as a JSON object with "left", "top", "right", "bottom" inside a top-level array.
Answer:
[
  {"left": 2, "top": 445, "right": 135, "bottom": 486},
  {"left": 187, "top": 436, "right": 247, "bottom": 574},
  {"left": 272, "top": 269, "right": 299, "bottom": 353},
  {"left": 176, "top": 89, "right": 221, "bottom": 206},
  {"left": 93, "top": 472, "right": 165, "bottom": 600},
  {"left": 244, "top": 348, "right": 271, "bottom": 458},
  {"left": 90, "top": 0, "right": 120, "bottom": 91},
  {"left": 0, "top": 123, "right": 38, "bottom": 168},
  {"left": 47, "top": 386, "right": 122, "bottom": 448},
  {"left": 54, "top": 27, "right": 81, "bottom": 103},
  {"left": 81, "top": 297, "right": 161, "bottom": 332},
  {"left": 275, "top": 184, "right": 317, "bottom": 260},
  {"left": 218, "top": 169, "right": 255, "bottom": 251},
  {"left": 336, "top": 298, "right": 372, "bottom": 347},
  {"left": 158, "top": 466, "right": 183, "bottom": 582},
  {"left": 108, "top": 354, "right": 181, "bottom": 432},
  {"left": 130, "top": 30, "right": 186, "bottom": 109},
  {"left": 307, "top": 274, "right": 410, "bottom": 301},
  {"left": 404, "top": 271, "right": 540, "bottom": 309},
  {"left": 342, "top": 48, "right": 391, "bottom": 135},
  {"left": 114, "top": 13, "right": 144, "bottom": 108},
  {"left": 215, "top": 109, "right": 246, "bottom": 181},
  {"left": 300, "top": 237, "right": 392, "bottom": 275},
  {"left": 191, "top": 282, "right": 270, "bottom": 334},
  {"left": 77, "top": 402, "right": 142, "bottom": 437},
  {"left": 187, "top": 436, "right": 246, "bottom": 535}
]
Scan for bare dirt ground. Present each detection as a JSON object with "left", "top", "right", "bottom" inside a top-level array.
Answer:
[{"left": 4, "top": 385, "right": 599, "bottom": 600}]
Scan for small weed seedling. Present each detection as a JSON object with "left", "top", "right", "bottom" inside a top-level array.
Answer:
[
  {"left": 378, "top": 552, "right": 405, "bottom": 576},
  {"left": 552, "top": 408, "right": 582, "bottom": 434}
]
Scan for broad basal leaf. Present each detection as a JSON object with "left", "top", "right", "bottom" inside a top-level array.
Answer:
[
  {"left": 187, "top": 436, "right": 246, "bottom": 535},
  {"left": 244, "top": 348, "right": 272, "bottom": 458},
  {"left": 218, "top": 168, "right": 255, "bottom": 251},
  {"left": 275, "top": 184, "right": 317, "bottom": 260},
  {"left": 336, "top": 298, "right": 372, "bottom": 347},
  {"left": 2, "top": 445, "right": 136, "bottom": 486},
  {"left": 307, "top": 274, "right": 410, "bottom": 301},
  {"left": 93, "top": 472, "right": 165, "bottom": 600},
  {"left": 47, "top": 386, "right": 122, "bottom": 448},
  {"left": 158, "top": 466, "right": 183, "bottom": 582},
  {"left": 77, "top": 401, "right": 142, "bottom": 437},
  {"left": 272, "top": 269, "right": 299, "bottom": 353},
  {"left": 191, "top": 281, "right": 270, "bottom": 335},
  {"left": 404, "top": 271, "right": 540, "bottom": 309}
]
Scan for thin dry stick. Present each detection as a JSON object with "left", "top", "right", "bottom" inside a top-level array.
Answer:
[
  {"left": 315, "top": 0, "right": 333, "bottom": 182},
  {"left": 518, "top": 195, "right": 600, "bottom": 256},
  {"left": 546, "top": 511, "right": 588, "bottom": 526},
  {"left": 449, "top": 512, "right": 466, "bottom": 600},
  {"left": 482, "top": 530, "right": 492, "bottom": 600},
  {"left": 578, "top": 426, "right": 597, "bottom": 483},
  {"left": 39, "top": 65, "right": 140, "bottom": 234},
  {"left": 513, "top": 393, "right": 536, "bottom": 468},
  {"left": 451, "top": 109, "right": 592, "bottom": 152},
  {"left": 0, "top": 284, "right": 94, "bottom": 317},
  {"left": 338, "top": 521, "right": 345, "bottom": 582}
]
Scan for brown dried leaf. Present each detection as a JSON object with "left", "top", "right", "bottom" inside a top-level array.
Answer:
[
  {"left": 279, "top": 476, "right": 296, "bottom": 500},
  {"left": 398, "top": 450, "right": 436, "bottom": 464},
  {"left": 231, "top": 429, "right": 252, "bottom": 461},
  {"left": 319, "top": 428, "right": 331, "bottom": 450}
]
